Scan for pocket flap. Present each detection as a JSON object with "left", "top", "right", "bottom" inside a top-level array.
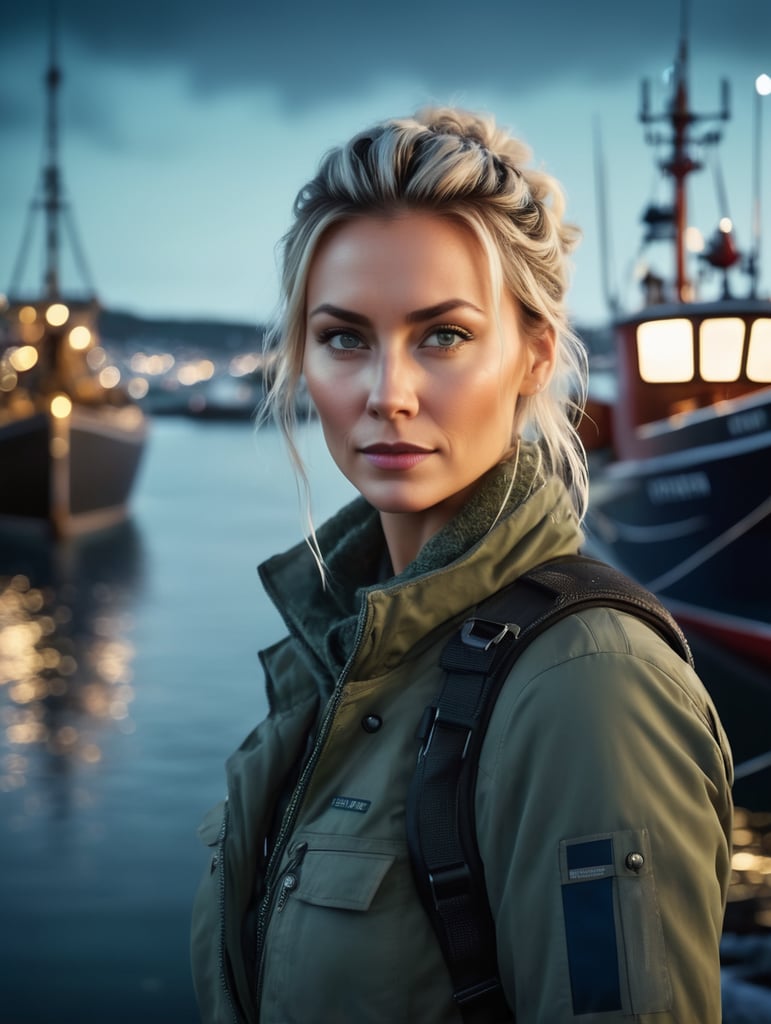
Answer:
[
  {"left": 295, "top": 849, "right": 395, "bottom": 912},
  {"left": 196, "top": 799, "right": 227, "bottom": 846}
]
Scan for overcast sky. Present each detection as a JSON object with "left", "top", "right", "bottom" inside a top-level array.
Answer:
[{"left": 2, "top": 0, "right": 769, "bottom": 327}]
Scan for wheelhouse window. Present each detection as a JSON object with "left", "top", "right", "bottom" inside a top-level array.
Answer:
[
  {"left": 699, "top": 318, "right": 745, "bottom": 381},
  {"left": 637, "top": 319, "right": 694, "bottom": 382},
  {"left": 747, "top": 319, "right": 771, "bottom": 382}
]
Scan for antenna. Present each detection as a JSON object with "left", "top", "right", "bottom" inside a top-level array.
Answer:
[
  {"left": 749, "top": 74, "right": 771, "bottom": 297},
  {"left": 593, "top": 118, "right": 619, "bottom": 316}
]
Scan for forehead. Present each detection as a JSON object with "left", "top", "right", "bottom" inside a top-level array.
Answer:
[{"left": 306, "top": 212, "right": 494, "bottom": 307}]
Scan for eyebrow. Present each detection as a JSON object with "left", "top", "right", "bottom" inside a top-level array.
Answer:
[{"left": 307, "top": 299, "right": 484, "bottom": 325}]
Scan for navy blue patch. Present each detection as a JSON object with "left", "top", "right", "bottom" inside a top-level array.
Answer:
[
  {"left": 330, "top": 796, "right": 371, "bottom": 814},
  {"left": 562, "top": 839, "right": 621, "bottom": 1014},
  {"left": 567, "top": 838, "right": 613, "bottom": 880}
]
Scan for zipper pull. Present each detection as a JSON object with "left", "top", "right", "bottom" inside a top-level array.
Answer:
[{"left": 276, "top": 841, "right": 308, "bottom": 913}]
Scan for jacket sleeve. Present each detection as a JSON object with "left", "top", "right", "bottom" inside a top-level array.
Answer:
[{"left": 475, "top": 608, "right": 733, "bottom": 1023}]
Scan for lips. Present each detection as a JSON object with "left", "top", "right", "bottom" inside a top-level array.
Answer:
[
  {"left": 362, "top": 443, "right": 433, "bottom": 454},
  {"left": 359, "top": 442, "right": 435, "bottom": 470}
]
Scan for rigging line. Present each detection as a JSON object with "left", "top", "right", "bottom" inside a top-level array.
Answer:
[
  {"left": 8, "top": 197, "right": 40, "bottom": 297},
  {"left": 734, "top": 750, "right": 771, "bottom": 781},
  {"left": 644, "top": 493, "right": 771, "bottom": 593},
  {"left": 63, "top": 205, "right": 96, "bottom": 296},
  {"left": 709, "top": 150, "right": 732, "bottom": 221},
  {"left": 593, "top": 117, "right": 618, "bottom": 316},
  {"left": 606, "top": 515, "right": 706, "bottom": 544},
  {"left": 10, "top": 107, "right": 54, "bottom": 295}
]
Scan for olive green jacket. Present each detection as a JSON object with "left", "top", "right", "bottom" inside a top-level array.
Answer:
[{"left": 191, "top": 459, "right": 733, "bottom": 1023}]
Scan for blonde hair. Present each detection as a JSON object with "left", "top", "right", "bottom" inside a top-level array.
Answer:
[{"left": 260, "top": 106, "right": 588, "bottom": 536}]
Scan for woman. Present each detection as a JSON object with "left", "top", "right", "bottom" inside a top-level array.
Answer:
[{"left": 191, "top": 108, "right": 733, "bottom": 1023}]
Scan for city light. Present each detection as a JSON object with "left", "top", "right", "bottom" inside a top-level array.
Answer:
[
  {"left": 98, "top": 366, "right": 121, "bottom": 389},
  {"left": 9, "top": 346, "right": 39, "bottom": 373}
]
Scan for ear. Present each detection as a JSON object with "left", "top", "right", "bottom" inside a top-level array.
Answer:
[{"left": 520, "top": 326, "right": 556, "bottom": 396}]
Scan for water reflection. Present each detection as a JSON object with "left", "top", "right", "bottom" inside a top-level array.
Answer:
[{"left": 0, "top": 521, "right": 143, "bottom": 822}]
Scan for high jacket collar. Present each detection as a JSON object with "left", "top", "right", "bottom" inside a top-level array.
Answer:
[{"left": 259, "top": 445, "right": 583, "bottom": 687}]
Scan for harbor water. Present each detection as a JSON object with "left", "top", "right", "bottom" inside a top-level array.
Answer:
[{"left": 0, "top": 418, "right": 769, "bottom": 1023}]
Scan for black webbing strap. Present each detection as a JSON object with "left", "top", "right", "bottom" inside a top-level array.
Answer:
[
  {"left": 407, "top": 632, "right": 516, "bottom": 1024},
  {"left": 406, "top": 555, "right": 691, "bottom": 1023}
]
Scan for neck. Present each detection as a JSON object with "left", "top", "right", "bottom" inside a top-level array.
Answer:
[
  {"left": 378, "top": 513, "right": 438, "bottom": 576},
  {"left": 379, "top": 445, "right": 525, "bottom": 575},
  {"left": 379, "top": 506, "right": 461, "bottom": 576},
  {"left": 378, "top": 478, "right": 492, "bottom": 575}
]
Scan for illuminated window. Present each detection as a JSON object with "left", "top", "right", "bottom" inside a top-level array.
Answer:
[
  {"left": 699, "top": 318, "right": 745, "bottom": 381},
  {"left": 637, "top": 319, "right": 694, "bottom": 382},
  {"left": 747, "top": 319, "right": 771, "bottom": 382}
]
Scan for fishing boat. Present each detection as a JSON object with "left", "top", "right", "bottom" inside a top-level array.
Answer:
[
  {"left": 0, "top": 24, "right": 147, "bottom": 539},
  {"left": 583, "top": 24, "right": 771, "bottom": 666}
]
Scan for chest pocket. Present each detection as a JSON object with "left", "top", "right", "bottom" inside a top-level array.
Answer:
[
  {"left": 294, "top": 848, "right": 395, "bottom": 911},
  {"left": 260, "top": 840, "right": 449, "bottom": 1023}
]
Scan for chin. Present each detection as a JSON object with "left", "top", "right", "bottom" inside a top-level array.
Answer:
[
  {"left": 366, "top": 498, "right": 429, "bottom": 515},
  {"left": 358, "top": 487, "right": 435, "bottom": 515}
]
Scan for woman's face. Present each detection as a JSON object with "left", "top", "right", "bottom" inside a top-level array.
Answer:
[{"left": 303, "top": 212, "right": 552, "bottom": 537}]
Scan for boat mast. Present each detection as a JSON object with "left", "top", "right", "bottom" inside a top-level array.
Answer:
[
  {"left": 667, "top": 25, "right": 693, "bottom": 302},
  {"left": 640, "top": 0, "right": 729, "bottom": 303},
  {"left": 6, "top": 0, "right": 96, "bottom": 303},
  {"left": 43, "top": 0, "right": 63, "bottom": 300}
]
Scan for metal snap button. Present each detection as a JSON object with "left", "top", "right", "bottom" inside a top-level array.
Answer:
[
  {"left": 362, "top": 714, "right": 382, "bottom": 733},
  {"left": 625, "top": 852, "right": 645, "bottom": 872}
]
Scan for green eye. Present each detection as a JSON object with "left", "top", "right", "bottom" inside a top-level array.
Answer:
[
  {"left": 326, "top": 331, "right": 363, "bottom": 350},
  {"left": 423, "top": 326, "right": 473, "bottom": 349}
]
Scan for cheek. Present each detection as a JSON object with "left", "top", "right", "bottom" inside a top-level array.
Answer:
[
  {"left": 440, "top": 368, "right": 518, "bottom": 435},
  {"left": 303, "top": 351, "right": 334, "bottom": 412},
  {"left": 304, "top": 367, "right": 359, "bottom": 442}
]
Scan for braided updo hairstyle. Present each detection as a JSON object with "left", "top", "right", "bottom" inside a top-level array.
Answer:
[{"left": 262, "top": 107, "right": 588, "bottom": 527}]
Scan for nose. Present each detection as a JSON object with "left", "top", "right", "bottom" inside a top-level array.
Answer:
[{"left": 366, "top": 351, "right": 419, "bottom": 420}]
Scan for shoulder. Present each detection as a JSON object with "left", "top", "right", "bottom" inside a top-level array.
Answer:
[
  {"left": 480, "top": 606, "right": 732, "bottom": 785},
  {"left": 496, "top": 605, "right": 706, "bottom": 712}
]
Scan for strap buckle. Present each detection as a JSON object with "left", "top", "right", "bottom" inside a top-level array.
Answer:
[
  {"left": 420, "top": 707, "right": 473, "bottom": 760},
  {"left": 428, "top": 861, "right": 472, "bottom": 910},
  {"left": 454, "top": 976, "right": 507, "bottom": 1009},
  {"left": 461, "top": 617, "right": 520, "bottom": 652}
]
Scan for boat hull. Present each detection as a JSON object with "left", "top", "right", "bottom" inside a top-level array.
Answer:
[
  {"left": 587, "top": 389, "right": 771, "bottom": 665},
  {"left": 0, "top": 404, "right": 147, "bottom": 537}
]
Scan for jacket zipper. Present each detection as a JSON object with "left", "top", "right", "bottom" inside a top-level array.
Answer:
[
  {"left": 252, "top": 607, "right": 372, "bottom": 1012},
  {"left": 275, "top": 841, "right": 308, "bottom": 913},
  {"left": 216, "top": 798, "right": 242, "bottom": 1024}
]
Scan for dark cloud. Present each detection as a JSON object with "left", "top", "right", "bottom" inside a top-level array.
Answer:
[{"left": 5, "top": 0, "right": 769, "bottom": 108}]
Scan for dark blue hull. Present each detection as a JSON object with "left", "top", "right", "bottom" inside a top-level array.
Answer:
[
  {"left": 0, "top": 404, "right": 146, "bottom": 536},
  {"left": 586, "top": 388, "right": 771, "bottom": 662}
]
